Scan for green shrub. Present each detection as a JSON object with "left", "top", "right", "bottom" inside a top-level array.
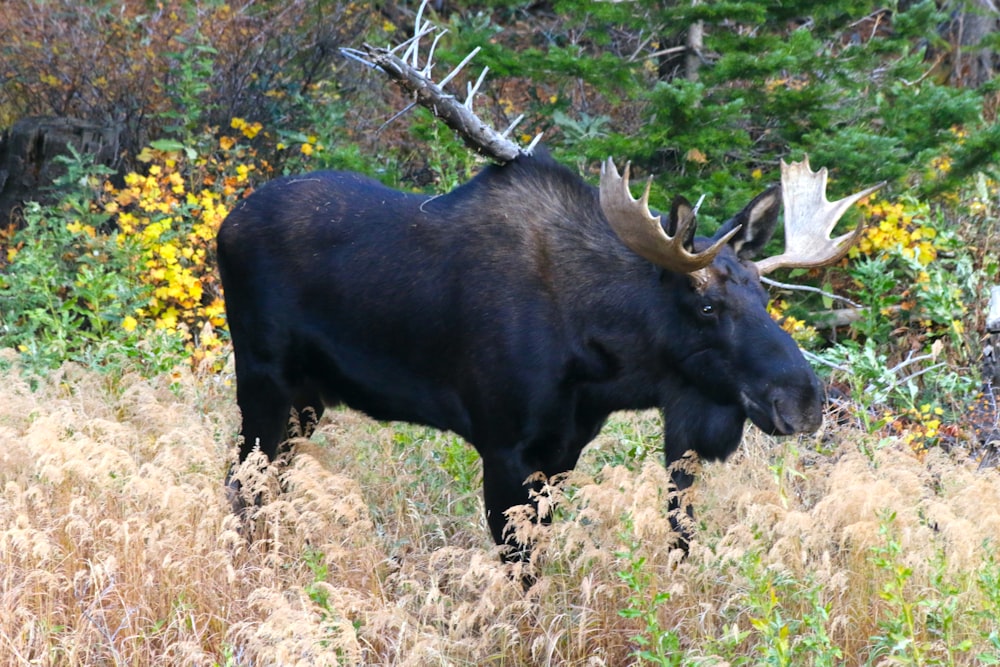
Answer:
[{"left": 0, "top": 150, "right": 185, "bottom": 377}]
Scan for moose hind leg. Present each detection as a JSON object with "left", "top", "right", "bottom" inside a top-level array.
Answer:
[
  {"left": 290, "top": 388, "right": 326, "bottom": 439},
  {"left": 226, "top": 370, "right": 294, "bottom": 512}
]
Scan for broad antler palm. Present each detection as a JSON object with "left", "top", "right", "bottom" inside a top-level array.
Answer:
[{"left": 755, "top": 157, "right": 884, "bottom": 275}]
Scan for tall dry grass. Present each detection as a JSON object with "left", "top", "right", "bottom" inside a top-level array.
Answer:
[{"left": 2, "top": 349, "right": 999, "bottom": 665}]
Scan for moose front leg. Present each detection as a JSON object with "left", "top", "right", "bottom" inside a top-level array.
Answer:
[
  {"left": 480, "top": 439, "right": 583, "bottom": 564},
  {"left": 662, "top": 447, "right": 699, "bottom": 551},
  {"left": 662, "top": 398, "right": 747, "bottom": 551},
  {"left": 482, "top": 459, "right": 536, "bottom": 562}
]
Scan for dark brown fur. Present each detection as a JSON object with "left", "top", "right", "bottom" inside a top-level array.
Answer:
[{"left": 217, "top": 150, "right": 823, "bottom": 554}]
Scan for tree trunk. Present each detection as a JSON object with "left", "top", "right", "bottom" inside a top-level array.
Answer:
[
  {"left": 947, "top": 0, "right": 999, "bottom": 88},
  {"left": 686, "top": 19, "right": 704, "bottom": 82},
  {"left": 0, "top": 116, "right": 121, "bottom": 228}
]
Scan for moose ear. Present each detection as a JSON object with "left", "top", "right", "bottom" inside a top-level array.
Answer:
[
  {"left": 666, "top": 195, "right": 698, "bottom": 249},
  {"left": 713, "top": 185, "right": 781, "bottom": 260}
]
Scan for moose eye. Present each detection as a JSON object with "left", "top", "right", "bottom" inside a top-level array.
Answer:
[{"left": 700, "top": 303, "right": 716, "bottom": 317}]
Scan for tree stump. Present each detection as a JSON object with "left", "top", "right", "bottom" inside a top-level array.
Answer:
[{"left": 0, "top": 116, "right": 121, "bottom": 227}]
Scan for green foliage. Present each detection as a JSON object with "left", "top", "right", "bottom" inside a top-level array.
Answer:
[
  {"left": 586, "top": 414, "right": 661, "bottom": 472},
  {"left": 975, "top": 548, "right": 1000, "bottom": 664},
  {"left": 408, "top": 107, "right": 482, "bottom": 191},
  {"left": 429, "top": 0, "right": 991, "bottom": 238},
  {"left": 160, "top": 33, "right": 220, "bottom": 142},
  {"left": 432, "top": 434, "right": 482, "bottom": 496},
  {"left": 370, "top": 424, "right": 483, "bottom": 537},
  {"left": 739, "top": 550, "right": 843, "bottom": 667},
  {"left": 870, "top": 510, "right": 927, "bottom": 665},
  {"left": 615, "top": 515, "right": 683, "bottom": 666},
  {"left": 0, "top": 149, "right": 186, "bottom": 377},
  {"left": 809, "top": 187, "right": 985, "bottom": 445}
]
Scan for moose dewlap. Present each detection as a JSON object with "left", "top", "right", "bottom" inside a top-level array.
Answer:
[{"left": 217, "top": 151, "right": 881, "bottom": 556}]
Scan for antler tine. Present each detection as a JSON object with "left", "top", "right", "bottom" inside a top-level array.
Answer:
[
  {"left": 755, "top": 157, "right": 884, "bottom": 275},
  {"left": 600, "top": 158, "right": 739, "bottom": 277}
]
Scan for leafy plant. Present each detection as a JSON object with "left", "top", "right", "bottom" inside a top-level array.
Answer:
[
  {"left": 159, "top": 32, "right": 219, "bottom": 143},
  {"left": 739, "top": 550, "right": 843, "bottom": 667},
  {"left": 0, "top": 149, "right": 183, "bottom": 377},
  {"left": 616, "top": 514, "right": 682, "bottom": 666},
  {"left": 869, "top": 509, "right": 943, "bottom": 666}
]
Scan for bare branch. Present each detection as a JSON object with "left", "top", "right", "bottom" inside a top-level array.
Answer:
[
  {"left": 406, "top": 0, "right": 434, "bottom": 68},
  {"left": 341, "top": 0, "right": 541, "bottom": 164},
  {"left": 525, "top": 133, "right": 545, "bottom": 154},
  {"left": 691, "top": 193, "right": 706, "bottom": 216},
  {"left": 466, "top": 67, "right": 490, "bottom": 108},
  {"left": 353, "top": 43, "right": 523, "bottom": 162},
  {"left": 801, "top": 349, "right": 849, "bottom": 372},
  {"left": 340, "top": 47, "right": 379, "bottom": 69},
  {"left": 761, "top": 275, "right": 862, "bottom": 308},
  {"left": 501, "top": 114, "right": 525, "bottom": 139},
  {"left": 438, "top": 46, "right": 482, "bottom": 89},
  {"left": 393, "top": 26, "right": 436, "bottom": 61},
  {"left": 887, "top": 349, "right": 938, "bottom": 376},
  {"left": 425, "top": 29, "right": 449, "bottom": 72},
  {"left": 376, "top": 102, "right": 418, "bottom": 135},
  {"left": 806, "top": 304, "right": 903, "bottom": 329}
]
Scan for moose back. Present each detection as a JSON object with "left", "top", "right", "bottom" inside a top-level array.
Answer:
[{"left": 217, "top": 150, "right": 879, "bottom": 554}]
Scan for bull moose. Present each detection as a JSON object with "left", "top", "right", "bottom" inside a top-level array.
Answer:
[{"left": 217, "top": 148, "right": 880, "bottom": 556}]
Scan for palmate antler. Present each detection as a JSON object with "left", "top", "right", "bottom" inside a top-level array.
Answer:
[
  {"left": 599, "top": 158, "right": 739, "bottom": 281},
  {"left": 600, "top": 156, "right": 883, "bottom": 281},
  {"left": 755, "top": 157, "right": 885, "bottom": 275}
]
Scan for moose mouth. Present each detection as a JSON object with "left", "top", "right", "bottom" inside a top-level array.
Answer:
[{"left": 740, "top": 392, "right": 822, "bottom": 436}]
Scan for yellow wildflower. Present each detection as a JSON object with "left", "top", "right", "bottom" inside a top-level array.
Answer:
[
  {"left": 158, "top": 243, "right": 179, "bottom": 263},
  {"left": 241, "top": 122, "right": 262, "bottom": 140},
  {"left": 168, "top": 171, "right": 185, "bottom": 194}
]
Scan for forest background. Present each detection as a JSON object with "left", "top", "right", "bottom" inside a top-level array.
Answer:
[{"left": 1, "top": 0, "right": 1000, "bottom": 664}]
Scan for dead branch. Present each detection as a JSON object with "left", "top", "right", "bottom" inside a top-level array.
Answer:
[
  {"left": 806, "top": 304, "right": 903, "bottom": 329},
  {"left": 341, "top": 0, "right": 540, "bottom": 164},
  {"left": 761, "top": 275, "right": 861, "bottom": 308}
]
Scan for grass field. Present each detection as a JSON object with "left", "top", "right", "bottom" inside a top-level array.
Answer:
[{"left": 2, "top": 351, "right": 999, "bottom": 665}]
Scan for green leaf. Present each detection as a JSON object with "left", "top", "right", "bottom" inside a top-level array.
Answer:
[{"left": 149, "top": 139, "right": 187, "bottom": 152}]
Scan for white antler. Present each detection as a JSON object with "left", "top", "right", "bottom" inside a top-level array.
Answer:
[{"left": 755, "top": 157, "right": 884, "bottom": 275}]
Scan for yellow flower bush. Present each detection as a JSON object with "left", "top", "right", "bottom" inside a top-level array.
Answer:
[
  {"left": 850, "top": 198, "right": 938, "bottom": 266},
  {"left": 893, "top": 403, "right": 947, "bottom": 459},
  {"left": 100, "top": 123, "right": 272, "bottom": 370},
  {"left": 767, "top": 299, "right": 819, "bottom": 346}
]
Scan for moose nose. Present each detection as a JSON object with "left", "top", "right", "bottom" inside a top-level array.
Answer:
[
  {"left": 770, "top": 380, "right": 824, "bottom": 435},
  {"left": 771, "top": 398, "right": 823, "bottom": 434}
]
